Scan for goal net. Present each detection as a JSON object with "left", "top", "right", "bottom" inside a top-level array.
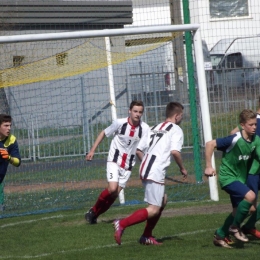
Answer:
[{"left": 0, "top": 25, "right": 214, "bottom": 218}]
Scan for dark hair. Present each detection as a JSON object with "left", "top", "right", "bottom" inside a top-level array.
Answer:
[
  {"left": 239, "top": 109, "right": 256, "bottom": 124},
  {"left": 0, "top": 114, "right": 12, "bottom": 125},
  {"left": 129, "top": 100, "right": 144, "bottom": 110},
  {"left": 166, "top": 102, "right": 184, "bottom": 118}
]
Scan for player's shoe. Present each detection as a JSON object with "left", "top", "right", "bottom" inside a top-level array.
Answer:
[
  {"left": 224, "top": 235, "right": 235, "bottom": 245},
  {"left": 229, "top": 226, "right": 249, "bottom": 242},
  {"left": 113, "top": 219, "right": 124, "bottom": 245},
  {"left": 139, "top": 236, "right": 162, "bottom": 245},
  {"left": 85, "top": 208, "right": 97, "bottom": 224},
  {"left": 213, "top": 232, "right": 233, "bottom": 248},
  {"left": 241, "top": 226, "right": 260, "bottom": 239}
]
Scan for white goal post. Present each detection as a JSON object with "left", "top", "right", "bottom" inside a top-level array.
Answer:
[{"left": 0, "top": 24, "right": 218, "bottom": 201}]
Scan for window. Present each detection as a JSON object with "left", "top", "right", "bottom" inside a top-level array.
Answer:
[
  {"left": 225, "top": 53, "right": 243, "bottom": 68},
  {"left": 13, "top": 56, "right": 24, "bottom": 67},
  {"left": 209, "top": 0, "right": 249, "bottom": 19},
  {"left": 56, "top": 52, "right": 68, "bottom": 66}
]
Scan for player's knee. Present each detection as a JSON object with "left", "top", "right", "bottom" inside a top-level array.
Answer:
[
  {"left": 245, "top": 190, "right": 256, "bottom": 203},
  {"left": 107, "top": 186, "right": 119, "bottom": 198},
  {"left": 147, "top": 206, "right": 160, "bottom": 217},
  {"left": 249, "top": 205, "right": 256, "bottom": 214}
]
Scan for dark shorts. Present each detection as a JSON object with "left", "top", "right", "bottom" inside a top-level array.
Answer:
[
  {"left": 223, "top": 181, "right": 251, "bottom": 208},
  {"left": 0, "top": 175, "right": 5, "bottom": 184},
  {"left": 247, "top": 174, "right": 260, "bottom": 197}
]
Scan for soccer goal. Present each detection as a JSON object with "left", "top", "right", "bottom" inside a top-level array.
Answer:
[{"left": 0, "top": 24, "right": 218, "bottom": 218}]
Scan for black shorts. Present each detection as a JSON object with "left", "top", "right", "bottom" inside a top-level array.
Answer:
[
  {"left": 223, "top": 181, "right": 251, "bottom": 208},
  {"left": 247, "top": 174, "right": 260, "bottom": 197}
]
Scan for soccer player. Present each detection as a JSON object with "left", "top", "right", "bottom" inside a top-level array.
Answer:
[
  {"left": 113, "top": 102, "right": 188, "bottom": 245},
  {"left": 229, "top": 97, "right": 260, "bottom": 239},
  {"left": 0, "top": 114, "right": 21, "bottom": 211},
  {"left": 85, "top": 100, "right": 150, "bottom": 224},
  {"left": 204, "top": 109, "right": 260, "bottom": 248}
]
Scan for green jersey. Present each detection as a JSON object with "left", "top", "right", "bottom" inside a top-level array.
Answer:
[
  {"left": 216, "top": 132, "right": 260, "bottom": 188},
  {"left": 248, "top": 144, "right": 260, "bottom": 175}
]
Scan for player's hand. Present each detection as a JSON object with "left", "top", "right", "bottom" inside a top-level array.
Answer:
[
  {"left": 204, "top": 167, "right": 216, "bottom": 177},
  {"left": 0, "top": 148, "right": 11, "bottom": 161},
  {"left": 86, "top": 151, "right": 94, "bottom": 161}
]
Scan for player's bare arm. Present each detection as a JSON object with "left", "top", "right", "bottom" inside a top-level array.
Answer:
[
  {"left": 204, "top": 140, "right": 217, "bottom": 176},
  {"left": 86, "top": 130, "right": 106, "bottom": 161},
  {"left": 171, "top": 150, "right": 188, "bottom": 179},
  {"left": 136, "top": 149, "right": 144, "bottom": 162},
  {"left": 230, "top": 126, "right": 239, "bottom": 135}
]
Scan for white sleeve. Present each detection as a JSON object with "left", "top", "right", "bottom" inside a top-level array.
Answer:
[
  {"left": 137, "top": 125, "right": 150, "bottom": 153},
  {"left": 170, "top": 126, "right": 184, "bottom": 152},
  {"left": 104, "top": 120, "right": 119, "bottom": 137}
]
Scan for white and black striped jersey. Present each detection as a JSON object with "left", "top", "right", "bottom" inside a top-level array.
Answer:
[
  {"left": 138, "top": 121, "right": 184, "bottom": 184},
  {"left": 105, "top": 117, "right": 150, "bottom": 170}
]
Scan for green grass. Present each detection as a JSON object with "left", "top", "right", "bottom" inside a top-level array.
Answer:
[
  {"left": 3, "top": 155, "right": 210, "bottom": 218},
  {"left": 1, "top": 195, "right": 260, "bottom": 260}
]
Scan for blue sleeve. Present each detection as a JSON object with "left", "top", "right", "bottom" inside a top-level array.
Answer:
[
  {"left": 8, "top": 140, "right": 21, "bottom": 165},
  {"left": 256, "top": 115, "right": 260, "bottom": 136},
  {"left": 216, "top": 134, "right": 237, "bottom": 152}
]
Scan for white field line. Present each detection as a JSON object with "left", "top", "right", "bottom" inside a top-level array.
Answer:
[
  {"left": 0, "top": 199, "right": 236, "bottom": 259},
  {"left": 0, "top": 228, "right": 215, "bottom": 259},
  {"left": 0, "top": 200, "right": 218, "bottom": 228},
  {"left": 0, "top": 213, "right": 84, "bottom": 228}
]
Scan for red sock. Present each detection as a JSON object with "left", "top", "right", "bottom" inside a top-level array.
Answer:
[
  {"left": 120, "top": 208, "right": 148, "bottom": 229},
  {"left": 143, "top": 207, "right": 163, "bottom": 237},
  {"left": 96, "top": 195, "right": 116, "bottom": 216},
  {"left": 92, "top": 189, "right": 112, "bottom": 217}
]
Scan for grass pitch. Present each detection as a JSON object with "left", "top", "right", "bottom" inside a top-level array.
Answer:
[{"left": 1, "top": 196, "right": 260, "bottom": 260}]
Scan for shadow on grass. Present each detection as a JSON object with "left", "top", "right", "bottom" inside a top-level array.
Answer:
[{"left": 159, "top": 235, "right": 184, "bottom": 242}]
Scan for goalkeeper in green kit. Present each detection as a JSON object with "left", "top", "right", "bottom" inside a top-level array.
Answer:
[{"left": 0, "top": 114, "right": 21, "bottom": 211}]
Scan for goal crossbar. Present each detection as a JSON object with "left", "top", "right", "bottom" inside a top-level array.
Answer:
[{"left": 0, "top": 24, "right": 200, "bottom": 43}]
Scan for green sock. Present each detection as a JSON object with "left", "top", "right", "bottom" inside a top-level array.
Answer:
[
  {"left": 233, "top": 200, "right": 252, "bottom": 227},
  {"left": 217, "top": 213, "right": 234, "bottom": 237},
  {"left": 243, "top": 203, "right": 260, "bottom": 229},
  {"left": 0, "top": 182, "right": 4, "bottom": 205}
]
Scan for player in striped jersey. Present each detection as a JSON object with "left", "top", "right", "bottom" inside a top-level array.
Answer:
[
  {"left": 85, "top": 101, "right": 150, "bottom": 224},
  {"left": 113, "top": 102, "right": 188, "bottom": 245},
  {"left": 205, "top": 109, "right": 260, "bottom": 248}
]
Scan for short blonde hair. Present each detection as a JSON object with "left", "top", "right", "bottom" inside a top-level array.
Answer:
[{"left": 239, "top": 109, "right": 256, "bottom": 124}]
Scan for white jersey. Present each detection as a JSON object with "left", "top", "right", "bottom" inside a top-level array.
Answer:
[
  {"left": 138, "top": 121, "right": 184, "bottom": 184},
  {"left": 105, "top": 117, "right": 149, "bottom": 170}
]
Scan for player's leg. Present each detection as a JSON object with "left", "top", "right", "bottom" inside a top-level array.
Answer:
[
  {"left": 113, "top": 180, "right": 163, "bottom": 245},
  {"left": 213, "top": 193, "right": 237, "bottom": 248},
  {"left": 213, "top": 181, "right": 251, "bottom": 247},
  {"left": 96, "top": 167, "right": 131, "bottom": 217},
  {"left": 242, "top": 174, "right": 260, "bottom": 238},
  {"left": 141, "top": 194, "right": 167, "bottom": 242},
  {"left": 85, "top": 162, "right": 120, "bottom": 224},
  {"left": 228, "top": 182, "right": 255, "bottom": 242},
  {"left": 213, "top": 212, "right": 235, "bottom": 248}
]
